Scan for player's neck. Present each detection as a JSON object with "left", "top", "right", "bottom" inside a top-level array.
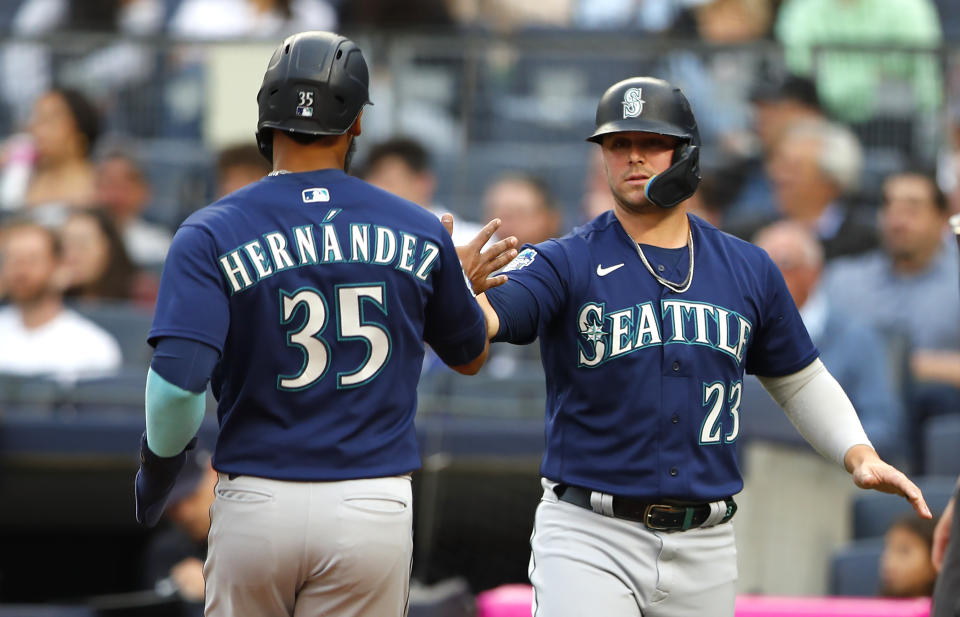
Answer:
[
  {"left": 615, "top": 205, "right": 690, "bottom": 248},
  {"left": 272, "top": 149, "right": 346, "bottom": 174},
  {"left": 272, "top": 137, "right": 350, "bottom": 174}
]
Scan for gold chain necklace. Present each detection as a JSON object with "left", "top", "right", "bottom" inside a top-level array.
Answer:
[{"left": 634, "top": 229, "right": 695, "bottom": 294}]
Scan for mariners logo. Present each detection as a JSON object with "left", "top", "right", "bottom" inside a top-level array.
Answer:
[
  {"left": 502, "top": 248, "right": 537, "bottom": 272},
  {"left": 622, "top": 87, "right": 644, "bottom": 119}
]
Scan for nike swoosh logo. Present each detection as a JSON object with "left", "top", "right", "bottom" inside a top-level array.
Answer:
[{"left": 596, "top": 263, "right": 625, "bottom": 277}]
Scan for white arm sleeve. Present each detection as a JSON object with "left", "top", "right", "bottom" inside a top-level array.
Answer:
[{"left": 757, "top": 358, "right": 872, "bottom": 467}]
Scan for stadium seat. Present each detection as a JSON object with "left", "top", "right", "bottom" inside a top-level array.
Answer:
[
  {"left": 923, "top": 414, "right": 960, "bottom": 476},
  {"left": 68, "top": 369, "right": 148, "bottom": 414},
  {"left": 70, "top": 301, "right": 155, "bottom": 369},
  {"left": 828, "top": 537, "right": 884, "bottom": 596},
  {"left": 408, "top": 578, "right": 474, "bottom": 617},
  {"left": 852, "top": 475, "right": 958, "bottom": 540}
]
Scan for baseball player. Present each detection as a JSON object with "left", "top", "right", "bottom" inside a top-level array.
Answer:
[
  {"left": 458, "top": 77, "right": 931, "bottom": 617},
  {"left": 133, "top": 31, "right": 516, "bottom": 617}
]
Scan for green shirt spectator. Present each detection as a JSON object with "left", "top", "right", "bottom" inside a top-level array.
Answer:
[{"left": 776, "top": 0, "right": 942, "bottom": 124}]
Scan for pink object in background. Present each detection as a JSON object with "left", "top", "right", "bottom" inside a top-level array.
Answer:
[
  {"left": 476, "top": 584, "right": 534, "bottom": 617},
  {"left": 734, "top": 595, "right": 931, "bottom": 617},
  {"left": 475, "top": 586, "right": 933, "bottom": 617}
]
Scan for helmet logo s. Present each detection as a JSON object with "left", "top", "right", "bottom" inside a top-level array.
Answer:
[
  {"left": 296, "top": 90, "right": 315, "bottom": 117},
  {"left": 622, "top": 87, "right": 645, "bottom": 119}
]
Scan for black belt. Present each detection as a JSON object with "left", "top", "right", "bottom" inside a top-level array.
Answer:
[{"left": 554, "top": 484, "right": 737, "bottom": 532}]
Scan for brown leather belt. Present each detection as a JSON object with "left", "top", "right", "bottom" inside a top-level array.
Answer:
[{"left": 554, "top": 484, "right": 737, "bottom": 532}]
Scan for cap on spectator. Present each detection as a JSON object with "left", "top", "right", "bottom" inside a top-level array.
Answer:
[{"left": 749, "top": 73, "right": 821, "bottom": 111}]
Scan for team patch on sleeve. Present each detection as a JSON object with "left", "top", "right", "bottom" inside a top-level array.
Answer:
[{"left": 503, "top": 248, "right": 537, "bottom": 272}]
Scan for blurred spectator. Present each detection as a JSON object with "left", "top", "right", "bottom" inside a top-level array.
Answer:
[
  {"left": 775, "top": 0, "right": 942, "bottom": 126},
  {"left": 0, "top": 217, "right": 121, "bottom": 380},
  {"left": 582, "top": 148, "right": 616, "bottom": 222},
  {"left": 361, "top": 137, "right": 483, "bottom": 245},
  {"left": 0, "top": 88, "right": 100, "bottom": 211},
  {"left": 824, "top": 170, "right": 960, "bottom": 425},
  {"left": 141, "top": 448, "right": 216, "bottom": 611},
  {"left": 880, "top": 514, "right": 939, "bottom": 597},
  {"left": 339, "top": 0, "right": 453, "bottom": 28},
  {"left": 169, "top": 0, "right": 337, "bottom": 38},
  {"left": 0, "top": 0, "right": 163, "bottom": 130},
  {"left": 723, "top": 73, "right": 825, "bottom": 225},
  {"left": 664, "top": 0, "right": 774, "bottom": 155},
  {"left": 61, "top": 209, "right": 157, "bottom": 305},
  {"left": 729, "top": 118, "right": 877, "bottom": 260},
  {"left": 95, "top": 149, "right": 172, "bottom": 267},
  {"left": 450, "top": 0, "right": 572, "bottom": 31},
  {"left": 482, "top": 173, "right": 560, "bottom": 246},
  {"left": 753, "top": 221, "right": 905, "bottom": 460},
  {"left": 216, "top": 143, "right": 272, "bottom": 199},
  {"left": 568, "top": 0, "right": 701, "bottom": 33}
]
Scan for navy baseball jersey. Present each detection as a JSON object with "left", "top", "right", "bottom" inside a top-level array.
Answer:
[
  {"left": 486, "top": 211, "right": 818, "bottom": 501},
  {"left": 150, "top": 169, "right": 486, "bottom": 481}
]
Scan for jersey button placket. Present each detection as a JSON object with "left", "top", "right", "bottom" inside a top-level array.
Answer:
[
  {"left": 672, "top": 361, "right": 680, "bottom": 371},
  {"left": 669, "top": 467, "right": 678, "bottom": 477},
  {"left": 671, "top": 414, "right": 679, "bottom": 424}
]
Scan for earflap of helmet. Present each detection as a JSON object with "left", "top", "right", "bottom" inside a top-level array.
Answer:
[
  {"left": 643, "top": 143, "right": 701, "bottom": 208},
  {"left": 256, "top": 129, "right": 273, "bottom": 163}
]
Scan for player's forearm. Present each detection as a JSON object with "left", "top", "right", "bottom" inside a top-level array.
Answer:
[
  {"left": 911, "top": 350, "right": 960, "bottom": 388},
  {"left": 758, "top": 358, "right": 872, "bottom": 466},
  {"left": 145, "top": 368, "right": 207, "bottom": 457},
  {"left": 475, "top": 292, "right": 501, "bottom": 340}
]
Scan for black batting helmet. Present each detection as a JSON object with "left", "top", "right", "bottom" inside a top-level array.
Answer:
[
  {"left": 255, "top": 31, "right": 372, "bottom": 162},
  {"left": 587, "top": 77, "right": 701, "bottom": 208}
]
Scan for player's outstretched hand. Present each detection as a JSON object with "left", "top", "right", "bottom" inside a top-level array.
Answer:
[
  {"left": 442, "top": 214, "right": 519, "bottom": 295},
  {"left": 845, "top": 444, "right": 932, "bottom": 518},
  {"left": 933, "top": 495, "right": 955, "bottom": 571}
]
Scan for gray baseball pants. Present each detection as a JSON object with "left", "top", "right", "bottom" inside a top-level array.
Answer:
[
  {"left": 529, "top": 479, "right": 737, "bottom": 617},
  {"left": 203, "top": 473, "right": 413, "bottom": 617}
]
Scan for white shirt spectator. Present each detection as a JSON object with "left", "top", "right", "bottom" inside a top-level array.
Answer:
[
  {"left": 169, "top": 0, "right": 337, "bottom": 39},
  {"left": 125, "top": 219, "right": 172, "bottom": 267},
  {"left": 0, "top": 306, "right": 122, "bottom": 381}
]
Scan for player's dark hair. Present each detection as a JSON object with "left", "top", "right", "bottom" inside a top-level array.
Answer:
[
  {"left": 48, "top": 87, "right": 101, "bottom": 158},
  {"left": 0, "top": 217, "right": 63, "bottom": 258},
  {"left": 217, "top": 143, "right": 273, "bottom": 177},
  {"left": 63, "top": 208, "right": 138, "bottom": 302},
  {"left": 363, "top": 137, "right": 432, "bottom": 176},
  {"left": 883, "top": 169, "right": 948, "bottom": 213}
]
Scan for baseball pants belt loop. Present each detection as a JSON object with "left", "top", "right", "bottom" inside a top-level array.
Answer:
[{"left": 554, "top": 484, "right": 737, "bottom": 532}]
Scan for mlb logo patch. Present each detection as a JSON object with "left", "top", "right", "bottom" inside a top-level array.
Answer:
[
  {"left": 296, "top": 106, "right": 314, "bottom": 117},
  {"left": 302, "top": 188, "right": 330, "bottom": 203}
]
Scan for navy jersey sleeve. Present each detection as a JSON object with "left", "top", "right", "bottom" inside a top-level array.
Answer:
[
  {"left": 422, "top": 230, "right": 487, "bottom": 367},
  {"left": 744, "top": 253, "right": 819, "bottom": 377},
  {"left": 149, "top": 225, "right": 230, "bottom": 353},
  {"left": 486, "top": 241, "right": 569, "bottom": 345}
]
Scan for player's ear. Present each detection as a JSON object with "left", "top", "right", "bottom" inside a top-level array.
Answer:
[{"left": 348, "top": 111, "right": 363, "bottom": 137}]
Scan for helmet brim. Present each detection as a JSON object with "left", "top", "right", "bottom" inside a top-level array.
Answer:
[{"left": 586, "top": 119, "right": 692, "bottom": 144}]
